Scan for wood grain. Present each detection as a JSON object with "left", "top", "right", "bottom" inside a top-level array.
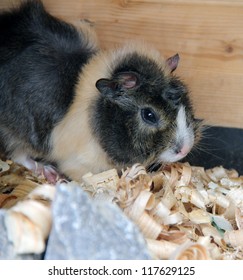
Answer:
[{"left": 1, "top": 0, "right": 243, "bottom": 128}]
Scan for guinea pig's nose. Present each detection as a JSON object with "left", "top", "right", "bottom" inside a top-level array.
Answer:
[{"left": 175, "top": 145, "right": 191, "bottom": 157}]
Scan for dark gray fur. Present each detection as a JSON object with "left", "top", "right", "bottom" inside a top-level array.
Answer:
[{"left": 0, "top": 0, "right": 96, "bottom": 157}]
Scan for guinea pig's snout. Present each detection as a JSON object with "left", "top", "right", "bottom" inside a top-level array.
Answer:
[
  {"left": 174, "top": 144, "right": 192, "bottom": 157},
  {"left": 175, "top": 144, "right": 192, "bottom": 158},
  {"left": 159, "top": 140, "right": 194, "bottom": 163}
]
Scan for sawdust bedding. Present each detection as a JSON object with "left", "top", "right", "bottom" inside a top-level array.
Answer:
[{"left": 0, "top": 158, "right": 243, "bottom": 260}]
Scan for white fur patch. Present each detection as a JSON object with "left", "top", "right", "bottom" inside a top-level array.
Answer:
[
  {"left": 176, "top": 106, "right": 194, "bottom": 147},
  {"left": 159, "top": 106, "right": 194, "bottom": 163}
]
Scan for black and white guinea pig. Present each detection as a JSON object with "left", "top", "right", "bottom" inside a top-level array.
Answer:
[{"left": 0, "top": 0, "right": 201, "bottom": 182}]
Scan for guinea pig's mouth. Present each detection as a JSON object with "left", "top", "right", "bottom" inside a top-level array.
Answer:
[
  {"left": 159, "top": 145, "right": 193, "bottom": 163},
  {"left": 145, "top": 141, "right": 194, "bottom": 173}
]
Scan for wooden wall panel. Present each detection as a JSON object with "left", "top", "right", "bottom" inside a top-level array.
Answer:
[{"left": 1, "top": 0, "right": 243, "bottom": 128}]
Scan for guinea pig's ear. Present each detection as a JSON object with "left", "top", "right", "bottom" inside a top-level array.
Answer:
[
  {"left": 166, "top": 54, "right": 180, "bottom": 73},
  {"left": 96, "top": 72, "right": 138, "bottom": 100}
]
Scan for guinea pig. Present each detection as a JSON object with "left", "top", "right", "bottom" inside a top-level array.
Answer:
[{"left": 0, "top": 0, "right": 201, "bottom": 182}]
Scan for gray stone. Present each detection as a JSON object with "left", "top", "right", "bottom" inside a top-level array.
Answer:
[
  {"left": 0, "top": 210, "right": 14, "bottom": 259},
  {"left": 45, "top": 182, "right": 151, "bottom": 260}
]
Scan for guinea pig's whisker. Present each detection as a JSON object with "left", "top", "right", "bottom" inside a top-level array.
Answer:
[{"left": 190, "top": 142, "right": 225, "bottom": 162}]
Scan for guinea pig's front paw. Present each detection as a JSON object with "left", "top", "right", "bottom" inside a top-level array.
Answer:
[
  {"left": 33, "top": 163, "right": 67, "bottom": 185},
  {"left": 11, "top": 153, "right": 64, "bottom": 184},
  {"left": 40, "top": 164, "right": 65, "bottom": 185}
]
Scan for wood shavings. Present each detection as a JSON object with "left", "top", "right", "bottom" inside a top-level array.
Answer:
[
  {"left": 82, "top": 169, "right": 119, "bottom": 190},
  {"left": 170, "top": 242, "right": 210, "bottom": 260},
  {"left": 4, "top": 184, "right": 55, "bottom": 254},
  {"left": 0, "top": 193, "right": 17, "bottom": 208},
  {"left": 0, "top": 155, "right": 55, "bottom": 255},
  {"left": 0, "top": 159, "right": 49, "bottom": 208},
  {"left": 82, "top": 169, "right": 119, "bottom": 202},
  {"left": 77, "top": 162, "right": 243, "bottom": 259},
  {"left": 113, "top": 162, "right": 243, "bottom": 259},
  {"left": 223, "top": 204, "right": 243, "bottom": 250},
  {"left": 1, "top": 156, "right": 243, "bottom": 259},
  {"left": 146, "top": 239, "right": 178, "bottom": 259},
  {"left": 188, "top": 209, "right": 211, "bottom": 224},
  {"left": 235, "top": 206, "right": 243, "bottom": 229},
  {"left": 175, "top": 186, "right": 206, "bottom": 209},
  {"left": 224, "top": 230, "right": 243, "bottom": 249}
]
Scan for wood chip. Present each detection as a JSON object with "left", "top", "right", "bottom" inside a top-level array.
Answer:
[
  {"left": 1, "top": 156, "right": 243, "bottom": 259},
  {"left": 3, "top": 183, "right": 55, "bottom": 254}
]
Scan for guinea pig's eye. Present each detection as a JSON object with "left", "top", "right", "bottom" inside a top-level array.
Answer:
[{"left": 141, "top": 108, "right": 158, "bottom": 125}]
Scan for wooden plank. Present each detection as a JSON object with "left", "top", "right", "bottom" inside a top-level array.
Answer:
[
  {"left": 132, "top": 0, "right": 243, "bottom": 5},
  {"left": 1, "top": 0, "right": 243, "bottom": 128}
]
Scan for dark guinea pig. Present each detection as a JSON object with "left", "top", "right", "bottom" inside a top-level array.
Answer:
[{"left": 0, "top": 0, "right": 201, "bottom": 182}]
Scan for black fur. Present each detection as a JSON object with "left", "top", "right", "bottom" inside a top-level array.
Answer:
[{"left": 0, "top": 0, "right": 96, "bottom": 156}]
